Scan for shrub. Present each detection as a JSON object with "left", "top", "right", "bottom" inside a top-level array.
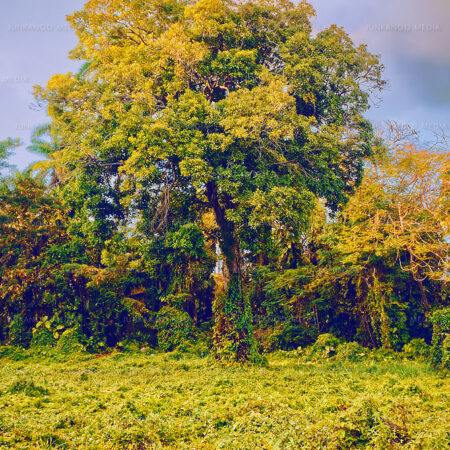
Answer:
[
  {"left": 253, "top": 327, "right": 273, "bottom": 353},
  {"left": 192, "top": 339, "right": 211, "bottom": 358},
  {"left": 118, "top": 341, "right": 147, "bottom": 353},
  {"left": 0, "top": 346, "right": 16, "bottom": 359},
  {"left": 430, "top": 308, "right": 450, "bottom": 370},
  {"left": 175, "top": 334, "right": 212, "bottom": 358},
  {"left": 155, "top": 306, "right": 195, "bottom": 352},
  {"left": 56, "top": 327, "right": 85, "bottom": 354},
  {"left": 30, "top": 317, "right": 58, "bottom": 348},
  {"left": 8, "top": 314, "right": 32, "bottom": 348},
  {"left": 267, "top": 323, "right": 317, "bottom": 352},
  {"left": 370, "top": 347, "right": 401, "bottom": 362},
  {"left": 402, "top": 338, "right": 430, "bottom": 360},
  {"left": 0, "top": 346, "right": 30, "bottom": 361},
  {"left": 336, "top": 342, "right": 367, "bottom": 362},
  {"left": 306, "top": 333, "right": 342, "bottom": 360}
]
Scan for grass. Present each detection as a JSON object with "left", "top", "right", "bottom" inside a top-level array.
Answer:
[{"left": 0, "top": 348, "right": 448, "bottom": 449}]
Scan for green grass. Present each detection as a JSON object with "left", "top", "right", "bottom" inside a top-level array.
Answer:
[{"left": 0, "top": 349, "right": 448, "bottom": 449}]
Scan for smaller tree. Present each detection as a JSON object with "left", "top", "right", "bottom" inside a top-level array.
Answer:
[
  {"left": 0, "top": 172, "right": 68, "bottom": 343},
  {"left": 337, "top": 128, "right": 449, "bottom": 284},
  {"left": 0, "top": 138, "right": 20, "bottom": 174},
  {"left": 264, "top": 129, "right": 449, "bottom": 348}
]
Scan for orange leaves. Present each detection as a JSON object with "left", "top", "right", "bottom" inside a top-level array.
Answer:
[
  {"left": 0, "top": 174, "right": 69, "bottom": 306},
  {"left": 73, "top": 265, "right": 115, "bottom": 288},
  {"left": 340, "top": 129, "right": 449, "bottom": 281}
]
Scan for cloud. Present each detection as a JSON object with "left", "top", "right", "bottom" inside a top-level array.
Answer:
[
  {"left": 310, "top": 0, "right": 450, "bottom": 130},
  {"left": 379, "top": 0, "right": 450, "bottom": 65},
  {"left": 0, "top": 0, "right": 84, "bottom": 169},
  {"left": 356, "top": 0, "right": 450, "bottom": 107}
]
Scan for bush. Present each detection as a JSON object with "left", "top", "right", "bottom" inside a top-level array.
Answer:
[
  {"left": 0, "top": 346, "right": 16, "bottom": 359},
  {"left": 118, "top": 341, "right": 149, "bottom": 353},
  {"left": 155, "top": 306, "right": 196, "bottom": 352},
  {"left": 431, "top": 308, "right": 450, "bottom": 370},
  {"left": 175, "top": 334, "right": 212, "bottom": 358},
  {"left": 402, "top": 338, "right": 430, "bottom": 360},
  {"left": 266, "top": 323, "right": 317, "bottom": 352},
  {"left": 191, "top": 339, "right": 211, "bottom": 358},
  {"left": 306, "top": 334, "right": 342, "bottom": 360},
  {"left": 8, "top": 314, "right": 32, "bottom": 348},
  {"left": 56, "top": 327, "right": 85, "bottom": 354},
  {"left": 31, "top": 326, "right": 56, "bottom": 348},
  {"left": 30, "top": 317, "right": 58, "bottom": 348},
  {"left": 336, "top": 342, "right": 367, "bottom": 362},
  {"left": 370, "top": 347, "right": 401, "bottom": 362}
]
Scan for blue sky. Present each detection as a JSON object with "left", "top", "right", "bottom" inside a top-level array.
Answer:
[{"left": 1, "top": 0, "right": 449, "bottom": 169}]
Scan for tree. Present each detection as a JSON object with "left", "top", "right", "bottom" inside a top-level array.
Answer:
[
  {"left": 0, "top": 172, "right": 160, "bottom": 348},
  {"left": 265, "top": 128, "right": 449, "bottom": 349},
  {"left": 0, "top": 172, "right": 69, "bottom": 341},
  {"left": 35, "top": 0, "right": 385, "bottom": 362},
  {"left": 337, "top": 127, "right": 449, "bottom": 284},
  {"left": 0, "top": 138, "right": 20, "bottom": 174},
  {"left": 325, "top": 128, "right": 449, "bottom": 347}
]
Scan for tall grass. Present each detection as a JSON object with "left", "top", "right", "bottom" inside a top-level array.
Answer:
[{"left": 0, "top": 349, "right": 448, "bottom": 449}]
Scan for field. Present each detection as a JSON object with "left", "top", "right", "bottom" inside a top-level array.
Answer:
[{"left": 0, "top": 349, "right": 448, "bottom": 449}]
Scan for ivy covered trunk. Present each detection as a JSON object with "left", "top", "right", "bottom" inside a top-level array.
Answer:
[
  {"left": 206, "top": 182, "right": 257, "bottom": 363},
  {"left": 431, "top": 308, "right": 450, "bottom": 371}
]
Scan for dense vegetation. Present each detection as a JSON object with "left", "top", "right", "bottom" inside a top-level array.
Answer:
[{"left": 0, "top": 0, "right": 448, "bottom": 368}]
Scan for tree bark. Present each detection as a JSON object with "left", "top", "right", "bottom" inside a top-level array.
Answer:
[
  {"left": 417, "top": 279, "right": 431, "bottom": 312},
  {"left": 205, "top": 181, "right": 255, "bottom": 363},
  {"left": 205, "top": 181, "right": 241, "bottom": 284}
]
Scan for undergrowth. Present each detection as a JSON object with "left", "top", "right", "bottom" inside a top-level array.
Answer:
[{"left": 0, "top": 348, "right": 448, "bottom": 449}]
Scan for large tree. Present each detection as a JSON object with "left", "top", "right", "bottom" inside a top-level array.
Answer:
[{"left": 35, "top": 0, "right": 385, "bottom": 362}]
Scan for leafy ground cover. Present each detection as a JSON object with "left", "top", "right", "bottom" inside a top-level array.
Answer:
[{"left": 0, "top": 349, "right": 448, "bottom": 449}]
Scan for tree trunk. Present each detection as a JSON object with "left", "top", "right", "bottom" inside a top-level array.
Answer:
[
  {"left": 417, "top": 279, "right": 431, "bottom": 312},
  {"left": 205, "top": 182, "right": 239, "bottom": 284},
  {"left": 205, "top": 181, "right": 257, "bottom": 363}
]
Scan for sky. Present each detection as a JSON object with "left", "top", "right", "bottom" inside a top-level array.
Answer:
[{"left": 1, "top": 0, "right": 449, "bottom": 169}]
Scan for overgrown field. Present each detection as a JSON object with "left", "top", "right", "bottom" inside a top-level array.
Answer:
[{"left": 0, "top": 349, "right": 448, "bottom": 449}]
